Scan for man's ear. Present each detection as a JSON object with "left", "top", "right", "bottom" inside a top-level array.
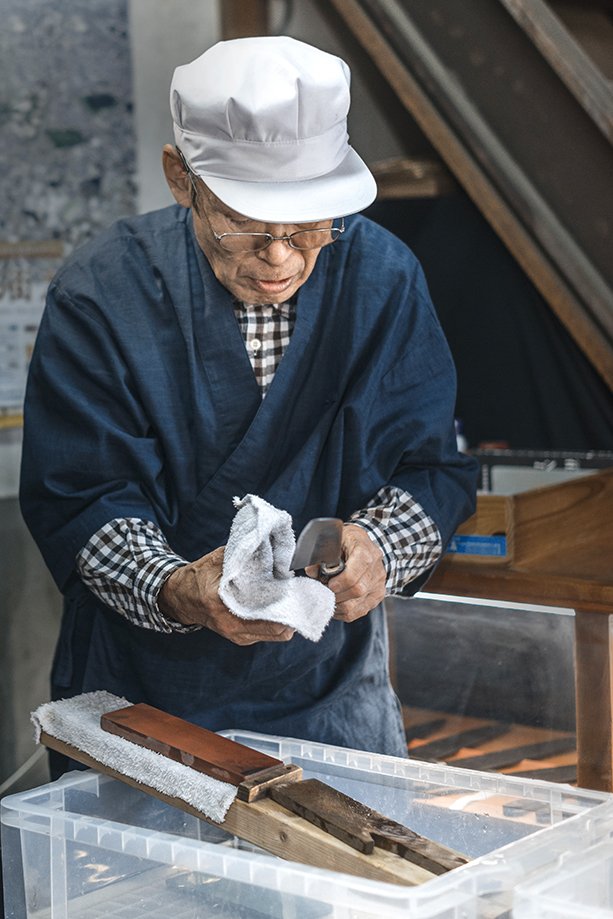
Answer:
[{"left": 162, "top": 144, "right": 192, "bottom": 208}]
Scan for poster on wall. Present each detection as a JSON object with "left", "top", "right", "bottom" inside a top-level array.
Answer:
[
  {"left": 0, "top": 0, "right": 136, "bottom": 494},
  {"left": 0, "top": 242, "right": 63, "bottom": 428}
]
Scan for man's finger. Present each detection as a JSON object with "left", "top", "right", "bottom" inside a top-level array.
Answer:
[
  {"left": 239, "top": 622, "right": 295, "bottom": 643},
  {"left": 334, "top": 587, "right": 385, "bottom": 622}
]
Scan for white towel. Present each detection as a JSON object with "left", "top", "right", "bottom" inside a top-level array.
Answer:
[
  {"left": 31, "top": 691, "right": 238, "bottom": 823},
  {"left": 218, "top": 495, "right": 335, "bottom": 642}
]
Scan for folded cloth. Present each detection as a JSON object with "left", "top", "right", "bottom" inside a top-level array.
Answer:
[
  {"left": 32, "top": 691, "right": 237, "bottom": 823},
  {"left": 218, "top": 495, "right": 335, "bottom": 642}
]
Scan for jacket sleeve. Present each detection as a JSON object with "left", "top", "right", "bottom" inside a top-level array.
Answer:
[
  {"left": 349, "top": 253, "right": 479, "bottom": 562},
  {"left": 20, "top": 280, "right": 175, "bottom": 592}
]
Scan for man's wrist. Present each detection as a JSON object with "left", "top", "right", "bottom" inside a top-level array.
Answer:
[{"left": 157, "top": 564, "right": 194, "bottom": 626}]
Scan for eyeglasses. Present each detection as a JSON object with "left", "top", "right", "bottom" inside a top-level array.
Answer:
[
  {"left": 176, "top": 147, "right": 345, "bottom": 253},
  {"left": 210, "top": 218, "right": 345, "bottom": 253}
]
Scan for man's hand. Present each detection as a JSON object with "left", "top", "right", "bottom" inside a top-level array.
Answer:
[
  {"left": 158, "top": 546, "right": 295, "bottom": 646},
  {"left": 306, "top": 524, "right": 386, "bottom": 622}
]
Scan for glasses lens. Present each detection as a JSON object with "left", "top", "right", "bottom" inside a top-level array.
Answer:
[
  {"left": 289, "top": 228, "right": 341, "bottom": 250},
  {"left": 218, "top": 233, "right": 272, "bottom": 253}
]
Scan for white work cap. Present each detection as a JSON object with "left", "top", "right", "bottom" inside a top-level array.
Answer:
[{"left": 170, "top": 36, "right": 377, "bottom": 222}]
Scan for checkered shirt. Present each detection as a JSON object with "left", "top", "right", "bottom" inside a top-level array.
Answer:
[
  {"left": 76, "top": 301, "right": 442, "bottom": 632},
  {"left": 233, "top": 299, "right": 295, "bottom": 396}
]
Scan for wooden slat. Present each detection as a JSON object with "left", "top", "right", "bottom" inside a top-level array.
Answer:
[
  {"left": 499, "top": 0, "right": 613, "bottom": 143},
  {"left": 510, "top": 764, "right": 577, "bottom": 782},
  {"left": 0, "top": 240, "right": 63, "bottom": 259},
  {"left": 269, "top": 779, "right": 468, "bottom": 874},
  {"left": 403, "top": 706, "right": 578, "bottom": 783},
  {"left": 451, "top": 737, "right": 577, "bottom": 771},
  {"left": 408, "top": 724, "right": 511, "bottom": 762},
  {"left": 370, "top": 156, "right": 457, "bottom": 198},
  {"left": 551, "top": 2, "right": 613, "bottom": 80}
]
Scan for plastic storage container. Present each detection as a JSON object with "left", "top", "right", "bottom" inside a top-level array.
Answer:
[
  {"left": 3, "top": 731, "right": 613, "bottom": 918},
  {"left": 514, "top": 838, "right": 613, "bottom": 917}
]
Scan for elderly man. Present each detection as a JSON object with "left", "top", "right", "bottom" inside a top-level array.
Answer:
[{"left": 20, "top": 37, "right": 477, "bottom": 775}]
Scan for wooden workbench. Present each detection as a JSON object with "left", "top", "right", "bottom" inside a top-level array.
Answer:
[{"left": 426, "top": 469, "right": 613, "bottom": 791}]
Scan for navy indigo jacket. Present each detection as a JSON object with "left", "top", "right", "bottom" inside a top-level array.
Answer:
[{"left": 20, "top": 206, "right": 477, "bottom": 757}]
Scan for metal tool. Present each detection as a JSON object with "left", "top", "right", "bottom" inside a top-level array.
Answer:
[{"left": 290, "top": 517, "right": 345, "bottom": 581}]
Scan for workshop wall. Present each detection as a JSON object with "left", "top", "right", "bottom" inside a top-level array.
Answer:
[{"left": 0, "top": 0, "right": 138, "bottom": 794}]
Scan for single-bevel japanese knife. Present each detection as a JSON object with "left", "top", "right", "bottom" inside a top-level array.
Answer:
[{"left": 290, "top": 517, "right": 345, "bottom": 581}]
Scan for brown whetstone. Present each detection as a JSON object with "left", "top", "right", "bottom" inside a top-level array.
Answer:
[
  {"left": 409, "top": 723, "right": 511, "bottom": 761},
  {"left": 451, "top": 736, "right": 577, "bottom": 772},
  {"left": 100, "top": 703, "right": 301, "bottom": 798},
  {"left": 269, "top": 778, "right": 469, "bottom": 875}
]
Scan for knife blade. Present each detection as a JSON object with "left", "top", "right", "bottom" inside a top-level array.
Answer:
[{"left": 290, "top": 517, "right": 345, "bottom": 581}]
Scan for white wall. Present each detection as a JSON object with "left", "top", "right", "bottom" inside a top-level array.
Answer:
[{"left": 128, "top": 0, "right": 221, "bottom": 214}]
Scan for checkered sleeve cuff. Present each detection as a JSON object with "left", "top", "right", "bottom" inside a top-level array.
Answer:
[
  {"left": 349, "top": 486, "right": 442, "bottom": 594},
  {"left": 76, "top": 518, "right": 197, "bottom": 633}
]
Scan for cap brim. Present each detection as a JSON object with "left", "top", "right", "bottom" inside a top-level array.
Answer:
[{"left": 199, "top": 147, "right": 377, "bottom": 223}]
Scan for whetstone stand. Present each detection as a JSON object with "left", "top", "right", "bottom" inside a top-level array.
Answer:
[{"left": 39, "top": 731, "right": 440, "bottom": 887}]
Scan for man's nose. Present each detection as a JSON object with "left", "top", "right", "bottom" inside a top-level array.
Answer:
[{"left": 258, "top": 236, "right": 294, "bottom": 265}]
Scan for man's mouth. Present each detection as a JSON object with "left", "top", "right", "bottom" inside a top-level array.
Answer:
[{"left": 250, "top": 276, "right": 295, "bottom": 293}]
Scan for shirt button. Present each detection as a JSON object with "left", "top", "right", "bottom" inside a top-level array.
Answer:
[{"left": 250, "top": 338, "right": 262, "bottom": 352}]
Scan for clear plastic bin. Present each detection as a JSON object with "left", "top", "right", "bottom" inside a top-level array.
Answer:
[
  {"left": 3, "top": 731, "right": 613, "bottom": 918},
  {"left": 514, "top": 838, "right": 613, "bottom": 917}
]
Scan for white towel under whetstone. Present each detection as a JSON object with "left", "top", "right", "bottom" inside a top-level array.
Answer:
[
  {"left": 218, "top": 495, "right": 336, "bottom": 642},
  {"left": 31, "top": 691, "right": 238, "bottom": 823}
]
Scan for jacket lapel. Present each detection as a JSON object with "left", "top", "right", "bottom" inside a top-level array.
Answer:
[{"left": 174, "top": 242, "right": 338, "bottom": 555}]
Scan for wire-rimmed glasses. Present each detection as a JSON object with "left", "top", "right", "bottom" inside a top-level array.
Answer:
[{"left": 210, "top": 218, "right": 345, "bottom": 253}]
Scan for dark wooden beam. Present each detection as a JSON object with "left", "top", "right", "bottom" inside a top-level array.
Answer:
[
  {"left": 220, "top": 0, "right": 270, "bottom": 39},
  {"left": 499, "top": 0, "right": 613, "bottom": 143},
  {"left": 575, "top": 609, "right": 613, "bottom": 791},
  {"left": 323, "top": 0, "right": 613, "bottom": 389}
]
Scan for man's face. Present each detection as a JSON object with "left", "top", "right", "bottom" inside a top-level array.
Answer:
[{"left": 191, "top": 183, "right": 327, "bottom": 304}]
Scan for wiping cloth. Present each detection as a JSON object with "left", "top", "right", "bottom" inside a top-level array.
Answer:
[
  {"left": 31, "top": 691, "right": 238, "bottom": 823},
  {"left": 218, "top": 495, "right": 335, "bottom": 642}
]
